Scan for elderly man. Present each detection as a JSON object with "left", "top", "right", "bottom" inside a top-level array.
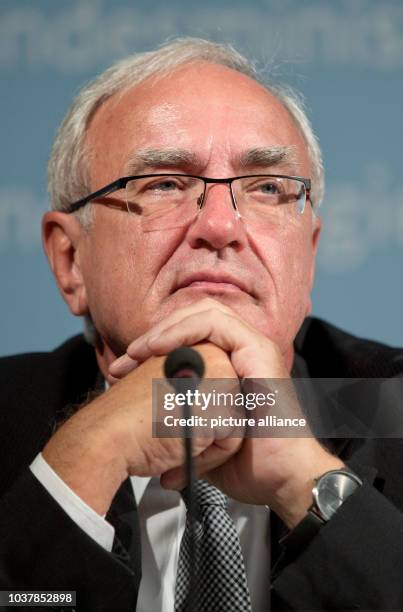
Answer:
[{"left": 1, "top": 38, "right": 403, "bottom": 611}]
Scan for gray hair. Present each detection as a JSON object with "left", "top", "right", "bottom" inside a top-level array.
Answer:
[{"left": 48, "top": 37, "right": 324, "bottom": 227}]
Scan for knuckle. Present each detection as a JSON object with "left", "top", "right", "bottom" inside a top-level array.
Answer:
[
  {"left": 198, "top": 299, "right": 232, "bottom": 318},
  {"left": 201, "top": 297, "right": 219, "bottom": 308}
]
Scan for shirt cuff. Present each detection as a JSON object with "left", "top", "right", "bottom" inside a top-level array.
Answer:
[{"left": 30, "top": 453, "right": 115, "bottom": 552}]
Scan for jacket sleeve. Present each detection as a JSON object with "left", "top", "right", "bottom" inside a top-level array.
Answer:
[
  {"left": 271, "top": 472, "right": 403, "bottom": 609},
  {"left": 0, "top": 468, "right": 141, "bottom": 612}
]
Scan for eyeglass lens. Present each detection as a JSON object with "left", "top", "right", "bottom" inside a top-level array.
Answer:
[{"left": 124, "top": 175, "right": 307, "bottom": 231}]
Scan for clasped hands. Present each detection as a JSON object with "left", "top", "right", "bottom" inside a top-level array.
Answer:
[
  {"left": 44, "top": 298, "right": 343, "bottom": 527},
  {"left": 107, "top": 298, "right": 344, "bottom": 529}
]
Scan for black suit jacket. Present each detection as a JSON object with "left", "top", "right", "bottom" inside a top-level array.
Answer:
[{"left": 1, "top": 317, "right": 403, "bottom": 611}]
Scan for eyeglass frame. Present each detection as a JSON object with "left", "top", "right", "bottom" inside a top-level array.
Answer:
[{"left": 67, "top": 173, "right": 312, "bottom": 214}]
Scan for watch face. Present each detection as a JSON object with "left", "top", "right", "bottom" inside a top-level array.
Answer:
[{"left": 314, "top": 471, "right": 361, "bottom": 521}]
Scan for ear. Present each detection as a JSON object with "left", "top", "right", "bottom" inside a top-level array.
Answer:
[
  {"left": 42, "top": 211, "right": 89, "bottom": 316},
  {"left": 305, "top": 214, "right": 322, "bottom": 316},
  {"left": 312, "top": 213, "right": 321, "bottom": 253}
]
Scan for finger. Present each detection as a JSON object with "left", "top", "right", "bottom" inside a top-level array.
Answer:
[
  {"left": 110, "top": 299, "right": 238, "bottom": 375},
  {"left": 160, "top": 466, "right": 185, "bottom": 490},
  {"left": 127, "top": 298, "right": 236, "bottom": 358},
  {"left": 110, "top": 297, "right": 288, "bottom": 380},
  {"left": 112, "top": 306, "right": 281, "bottom": 379},
  {"left": 147, "top": 309, "right": 280, "bottom": 378},
  {"left": 108, "top": 356, "right": 139, "bottom": 378},
  {"left": 148, "top": 311, "right": 230, "bottom": 352},
  {"left": 161, "top": 437, "right": 242, "bottom": 489},
  {"left": 105, "top": 372, "right": 124, "bottom": 385}
]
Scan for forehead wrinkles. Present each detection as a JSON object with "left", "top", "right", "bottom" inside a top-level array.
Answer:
[
  {"left": 134, "top": 98, "right": 220, "bottom": 168},
  {"left": 86, "top": 68, "right": 310, "bottom": 179},
  {"left": 147, "top": 102, "right": 180, "bottom": 124},
  {"left": 139, "top": 102, "right": 191, "bottom": 150}
]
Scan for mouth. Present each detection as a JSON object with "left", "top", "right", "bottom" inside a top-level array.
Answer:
[{"left": 175, "top": 272, "right": 251, "bottom": 296}]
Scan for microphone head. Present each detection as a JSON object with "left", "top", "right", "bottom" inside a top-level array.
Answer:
[{"left": 164, "top": 346, "right": 205, "bottom": 380}]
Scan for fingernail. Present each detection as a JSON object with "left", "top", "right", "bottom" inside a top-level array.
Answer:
[
  {"left": 106, "top": 373, "right": 120, "bottom": 386},
  {"left": 110, "top": 354, "right": 128, "bottom": 368},
  {"left": 109, "top": 354, "right": 138, "bottom": 374}
]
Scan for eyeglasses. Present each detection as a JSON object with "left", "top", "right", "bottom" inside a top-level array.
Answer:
[{"left": 68, "top": 174, "right": 312, "bottom": 231}]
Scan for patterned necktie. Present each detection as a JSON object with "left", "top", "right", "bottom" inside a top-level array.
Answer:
[{"left": 175, "top": 480, "right": 252, "bottom": 612}]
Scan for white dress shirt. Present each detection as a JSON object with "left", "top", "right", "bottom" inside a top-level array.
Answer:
[{"left": 31, "top": 453, "right": 271, "bottom": 611}]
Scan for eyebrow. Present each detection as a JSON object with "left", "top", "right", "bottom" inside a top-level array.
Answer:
[
  {"left": 237, "top": 146, "right": 298, "bottom": 170},
  {"left": 123, "top": 145, "right": 299, "bottom": 176},
  {"left": 124, "top": 148, "right": 199, "bottom": 175}
]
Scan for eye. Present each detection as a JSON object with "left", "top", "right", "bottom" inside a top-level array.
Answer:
[
  {"left": 256, "top": 180, "right": 282, "bottom": 195},
  {"left": 145, "top": 178, "right": 183, "bottom": 192},
  {"left": 241, "top": 177, "right": 285, "bottom": 197}
]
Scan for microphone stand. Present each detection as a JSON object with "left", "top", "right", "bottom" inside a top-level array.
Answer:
[
  {"left": 176, "top": 376, "right": 197, "bottom": 612},
  {"left": 164, "top": 347, "right": 205, "bottom": 612}
]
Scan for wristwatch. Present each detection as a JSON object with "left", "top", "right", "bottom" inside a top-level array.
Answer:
[
  {"left": 310, "top": 468, "right": 363, "bottom": 523},
  {"left": 279, "top": 468, "right": 363, "bottom": 561}
]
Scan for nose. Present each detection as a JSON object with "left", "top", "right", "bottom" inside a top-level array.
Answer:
[{"left": 186, "top": 183, "right": 247, "bottom": 251}]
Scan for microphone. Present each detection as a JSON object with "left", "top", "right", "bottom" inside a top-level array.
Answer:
[
  {"left": 164, "top": 346, "right": 205, "bottom": 611},
  {"left": 164, "top": 346, "right": 205, "bottom": 382}
]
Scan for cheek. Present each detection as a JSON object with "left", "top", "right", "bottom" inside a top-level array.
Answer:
[
  {"left": 83, "top": 246, "right": 137, "bottom": 325},
  {"left": 79, "top": 214, "right": 184, "bottom": 344},
  {"left": 79, "top": 217, "right": 143, "bottom": 332},
  {"left": 277, "top": 228, "right": 315, "bottom": 303},
  {"left": 256, "top": 220, "right": 315, "bottom": 285},
  {"left": 253, "top": 224, "right": 316, "bottom": 343}
]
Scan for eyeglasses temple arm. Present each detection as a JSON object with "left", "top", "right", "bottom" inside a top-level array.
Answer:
[{"left": 67, "top": 178, "right": 127, "bottom": 213}]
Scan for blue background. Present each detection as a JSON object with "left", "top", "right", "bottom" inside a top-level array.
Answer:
[{"left": 1, "top": 0, "right": 403, "bottom": 357}]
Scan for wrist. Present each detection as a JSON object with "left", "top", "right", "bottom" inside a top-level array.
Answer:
[
  {"left": 270, "top": 444, "right": 345, "bottom": 529},
  {"left": 275, "top": 465, "right": 364, "bottom": 572},
  {"left": 43, "top": 405, "right": 128, "bottom": 516}
]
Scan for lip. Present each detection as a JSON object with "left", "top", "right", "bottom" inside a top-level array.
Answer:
[{"left": 175, "top": 272, "right": 251, "bottom": 295}]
